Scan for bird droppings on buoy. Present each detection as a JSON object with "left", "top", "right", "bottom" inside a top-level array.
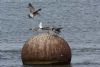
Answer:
[{"left": 21, "top": 33, "right": 71, "bottom": 65}]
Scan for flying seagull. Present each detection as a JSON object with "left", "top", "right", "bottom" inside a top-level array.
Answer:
[{"left": 28, "top": 3, "right": 41, "bottom": 18}]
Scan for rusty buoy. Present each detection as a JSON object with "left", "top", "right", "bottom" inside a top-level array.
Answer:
[{"left": 21, "top": 33, "right": 71, "bottom": 65}]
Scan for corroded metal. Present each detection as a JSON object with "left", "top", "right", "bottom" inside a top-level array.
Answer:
[{"left": 21, "top": 33, "right": 71, "bottom": 65}]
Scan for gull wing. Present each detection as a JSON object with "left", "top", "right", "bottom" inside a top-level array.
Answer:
[{"left": 28, "top": 3, "right": 35, "bottom": 12}]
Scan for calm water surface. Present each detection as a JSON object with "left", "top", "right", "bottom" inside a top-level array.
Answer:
[{"left": 0, "top": 0, "right": 100, "bottom": 67}]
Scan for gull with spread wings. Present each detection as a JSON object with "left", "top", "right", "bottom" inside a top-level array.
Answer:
[{"left": 28, "top": 3, "right": 41, "bottom": 18}]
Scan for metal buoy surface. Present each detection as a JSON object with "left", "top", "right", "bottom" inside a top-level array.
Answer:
[{"left": 21, "top": 33, "right": 71, "bottom": 65}]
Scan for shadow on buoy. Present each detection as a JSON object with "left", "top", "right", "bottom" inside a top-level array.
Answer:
[
  {"left": 21, "top": 33, "right": 71, "bottom": 65},
  {"left": 23, "top": 64, "right": 72, "bottom": 67}
]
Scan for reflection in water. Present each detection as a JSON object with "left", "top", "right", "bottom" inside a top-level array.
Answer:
[{"left": 23, "top": 64, "right": 72, "bottom": 67}]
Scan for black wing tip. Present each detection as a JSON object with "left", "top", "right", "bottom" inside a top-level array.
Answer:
[
  {"left": 38, "top": 8, "right": 42, "bottom": 11},
  {"left": 28, "top": 3, "right": 31, "bottom": 5},
  {"left": 29, "top": 28, "right": 32, "bottom": 30},
  {"left": 28, "top": 3, "right": 32, "bottom": 7}
]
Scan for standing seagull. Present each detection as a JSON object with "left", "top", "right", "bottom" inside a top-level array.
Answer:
[
  {"left": 29, "top": 22, "right": 44, "bottom": 32},
  {"left": 28, "top": 3, "right": 41, "bottom": 18},
  {"left": 39, "top": 22, "right": 43, "bottom": 29},
  {"left": 30, "top": 22, "right": 63, "bottom": 34},
  {"left": 51, "top": 27, "right": 62, "bottom": 34}
]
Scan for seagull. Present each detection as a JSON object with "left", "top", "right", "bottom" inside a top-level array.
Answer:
[
  {"left": 29, "top": 22, "right": 63, "bottom": 34},
  {"left": 51, "top": 27, "right": 62, "bottom": 34},
  {"left": 29, "top": 22, "right": 45, "bottom": 32},
  {"left": 39, "top": 22, "right": 43, "bottom": 29},
  {"left": 38, "top": 22, "right": 50, "bottom": 30},
  {"left": 28, "top": 3, "right": 41, "bottom": 18}
]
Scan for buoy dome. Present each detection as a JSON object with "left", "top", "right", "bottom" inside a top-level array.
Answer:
[{"left": 21, "top": 33, "right": 71, "bottom": 65}]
